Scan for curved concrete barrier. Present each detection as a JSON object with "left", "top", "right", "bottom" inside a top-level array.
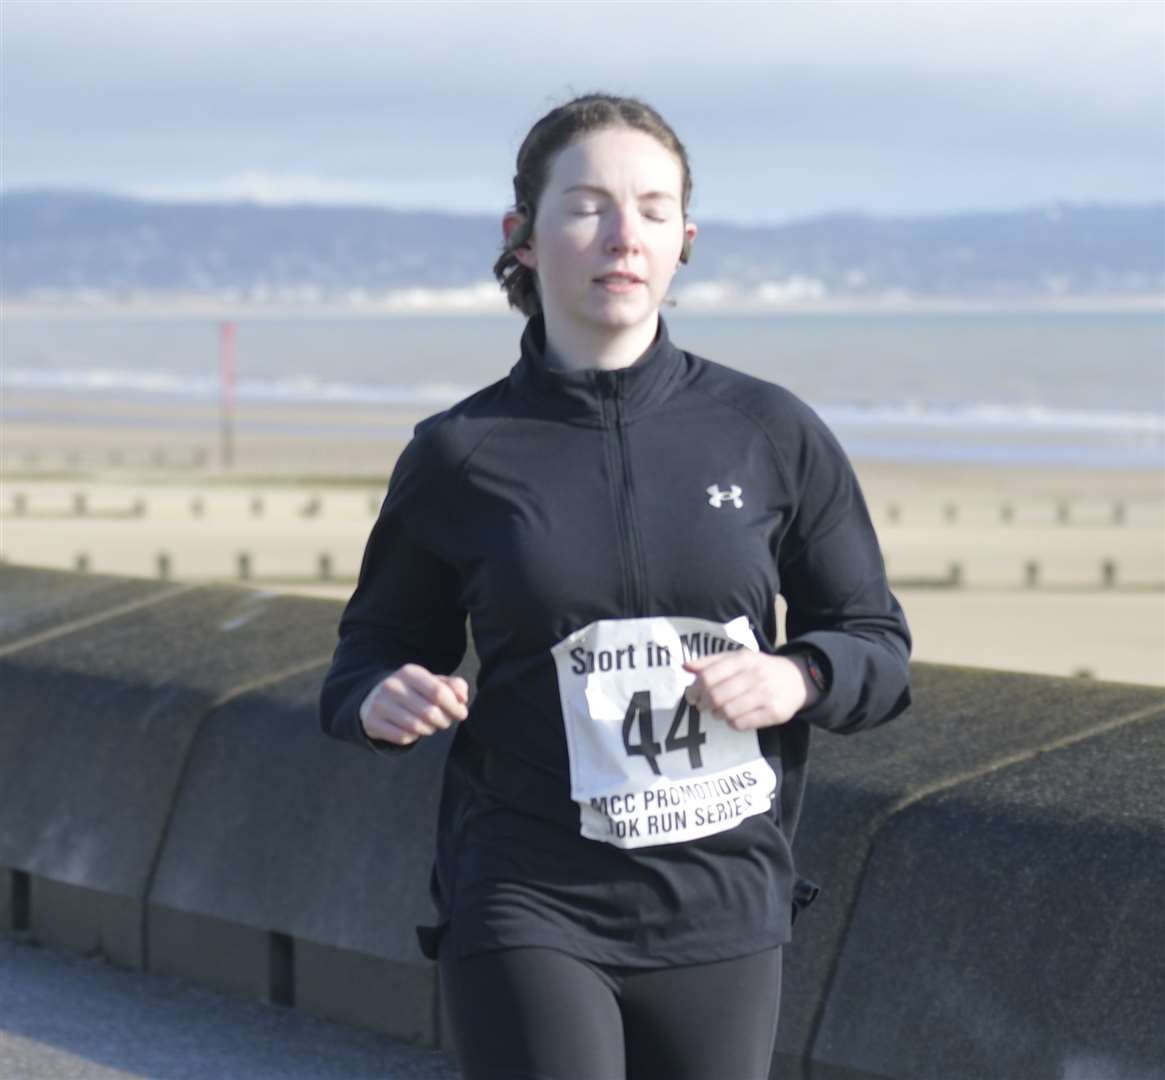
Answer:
[
  {"left": 0, "top": 567, "right": 339, "bottom": 973},
  {"left": 146, "top": 669, "right": 462, "bottom": 1044},
  {"left": 811, "top": 712, "right": 1165, "bottom": 1080},
  {"left": 2, "top": 565, "right": 1163, "bottom": 1074},
  {"left": 0, "top": 564, "right": 177, "bottom": 648},
  {"left": 777, "top": 664, "right": 1165, "bottom": 1074}
]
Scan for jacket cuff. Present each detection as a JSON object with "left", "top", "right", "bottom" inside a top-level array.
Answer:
[
  {"left": 778, "top": 643, "right": 834, "bottom": 699},
  {"left": 335, "top": 671, "right": 417, "bottom": 756},
  {"left": 775, "top": 638, "right": 835, "bottom": 725},
  {"left": 777, "top": 630, "right": 911, "bottom": 735}
]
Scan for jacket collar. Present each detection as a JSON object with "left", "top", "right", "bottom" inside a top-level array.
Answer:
[{"left": 509, "top": 314, "right": 687, "bottom": 424}]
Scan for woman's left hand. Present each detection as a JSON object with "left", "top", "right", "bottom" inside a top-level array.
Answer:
[{"left": 682, "top": 651, "right": 821, "bottom": 731}]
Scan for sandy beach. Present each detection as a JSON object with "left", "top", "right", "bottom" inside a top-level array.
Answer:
[{"left": 2, "top": 394, "right": 1162, "bottom": 687}]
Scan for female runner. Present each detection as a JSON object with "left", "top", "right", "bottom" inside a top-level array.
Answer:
[{"left": 320, "top": 93, "right": 912, "bottom": 1080}]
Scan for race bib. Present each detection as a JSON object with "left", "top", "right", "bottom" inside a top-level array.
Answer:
[{"left": 550, "top": 615, "right": 778, "bottom": 850}]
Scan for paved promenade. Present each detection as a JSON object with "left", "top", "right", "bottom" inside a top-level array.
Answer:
[
  {"left": 0, "top": 936, "right": 459, "bottom": 1080},
  {"left": 0, "top": 936, "right": 890, "bottom": 1080}
]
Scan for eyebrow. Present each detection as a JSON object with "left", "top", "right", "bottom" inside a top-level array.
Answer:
[{"left": 562, "top": 184, "right": 678, "bottom": 202}]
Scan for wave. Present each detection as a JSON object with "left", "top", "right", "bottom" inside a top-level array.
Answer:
[
  {"left": 818, "top": 401, "right": 1163, "bottom": 435},
  {"left": 1, "top": 366, "right": 475, "bottom": 407},
  {"left": 3, "top": 365, "right": 1162, "bottom": 437}
]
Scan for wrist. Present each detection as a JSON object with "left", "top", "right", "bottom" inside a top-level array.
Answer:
[{"left": 783, "top": 648, "right": 829, "bottom": 709}]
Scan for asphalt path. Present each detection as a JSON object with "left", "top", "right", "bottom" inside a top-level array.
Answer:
[
  {"left": 0, "top": 935, "right": 459, "bottom": 1080},
  {"left": 1, "top": 935, "right": 893, "bottom": 1080}
]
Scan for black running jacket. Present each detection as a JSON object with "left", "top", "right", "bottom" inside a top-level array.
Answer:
[{"left": 319, "top": 314, "right": 912, "bottom": 967}]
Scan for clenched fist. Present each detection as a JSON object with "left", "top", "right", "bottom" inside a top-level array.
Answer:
[
  {"left": 682, "top": 650, "right": 821, "bottom": 731},
  {"left": 360, "top": 663, "right": 470, "bottom": 747}
]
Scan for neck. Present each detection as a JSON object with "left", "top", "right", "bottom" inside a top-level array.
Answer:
[{"left": 541, "top": 314, "right": 660, "bottom": 373}]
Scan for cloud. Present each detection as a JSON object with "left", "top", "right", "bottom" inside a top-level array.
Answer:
[
  {"left": 5, "top": 1, "right": 1161, "bottom": 130},
  {"left": 130, "top": 171, "right": 414, "bottom": 207},
  {"left": 123, "top": 169, "right": 510, "bottom": 215},
  {"left": 2, "top": 0, "right": 1161, "bottom": 220}
]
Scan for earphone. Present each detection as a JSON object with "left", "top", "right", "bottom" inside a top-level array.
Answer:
[{"left": 510, "top": 219, "right": 534, "bottom": 253}]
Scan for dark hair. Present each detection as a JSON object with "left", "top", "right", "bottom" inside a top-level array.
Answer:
[{"left": 493, "top": 93, "right": 694, "bottom": 317}]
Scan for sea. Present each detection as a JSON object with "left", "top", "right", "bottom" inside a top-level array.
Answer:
[{"left": 3, "top": 307, "right": 1163, "bottom": 469}]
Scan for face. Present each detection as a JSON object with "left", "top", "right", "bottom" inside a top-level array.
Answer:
[{"left": 506, "top": 126, "right": 696, "bottom": 344}]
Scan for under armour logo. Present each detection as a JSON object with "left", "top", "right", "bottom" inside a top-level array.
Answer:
[{"left": 706, "top": 484, "right": 743, "bottom": 509}]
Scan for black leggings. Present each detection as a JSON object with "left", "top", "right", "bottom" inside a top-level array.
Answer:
[{"left": 438, "top": 941, "right": 782, "bottom": 1080}]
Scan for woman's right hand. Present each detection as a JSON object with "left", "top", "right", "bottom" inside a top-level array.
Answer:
[{"left": 359, "top": 664, "right": 470, "bottom": 746}]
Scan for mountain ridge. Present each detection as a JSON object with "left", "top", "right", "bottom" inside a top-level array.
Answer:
[{"left": 3, "top": 190, "right": 1161, "bottom": 307}]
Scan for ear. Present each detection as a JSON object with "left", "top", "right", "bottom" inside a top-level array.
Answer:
[
  {"left": 680, "top": 219, "right": 697, "bottom": 266},
  {"left": 503, "top": 211, "right": 537, "bottom": 270}
]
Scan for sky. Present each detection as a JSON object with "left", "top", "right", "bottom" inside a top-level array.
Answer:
[{"left": 1, "top": 0, "right": 1162, "bottom": 225}]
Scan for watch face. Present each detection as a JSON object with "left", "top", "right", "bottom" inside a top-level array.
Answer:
[{"left": 806, "top": 656, "right": 828, "bottom": 692}]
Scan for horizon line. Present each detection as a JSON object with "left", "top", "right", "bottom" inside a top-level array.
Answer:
[{"left": 2, "top": 186, "right": 1163, "bottom": 229}]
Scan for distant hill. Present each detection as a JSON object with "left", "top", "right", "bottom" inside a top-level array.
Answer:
[{"left": 1, "top": 190, "right": 1161, "bottom": 307}]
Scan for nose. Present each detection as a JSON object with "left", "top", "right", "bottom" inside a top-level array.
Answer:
[{"left": 604, "top": 203, "right": 642, "bottom": 255}]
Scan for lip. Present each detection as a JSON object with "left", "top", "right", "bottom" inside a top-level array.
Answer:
[{"left": 594, "top": 272, "right": 645, "bottom": 291}]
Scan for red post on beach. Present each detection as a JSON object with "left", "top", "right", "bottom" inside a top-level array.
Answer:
[{"left": 220, "top": 321, "right": 236, "bottom": 469}]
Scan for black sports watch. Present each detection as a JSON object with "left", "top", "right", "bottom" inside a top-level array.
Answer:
[{"left": 787, "top": 647, "right": 829, "bottom": 695}]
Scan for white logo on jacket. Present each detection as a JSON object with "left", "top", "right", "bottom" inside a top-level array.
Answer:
[{"left": 706, "top": 484, "right": 743, "bottom": 509}]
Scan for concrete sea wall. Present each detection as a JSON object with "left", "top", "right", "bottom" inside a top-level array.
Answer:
[{"left": 2, "top": 565, "right": 1162, "bottom": 1079}]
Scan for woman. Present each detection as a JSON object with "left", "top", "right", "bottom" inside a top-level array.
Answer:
[{"left": 320, "top": 93, "right": 911, "bottom": 1080}]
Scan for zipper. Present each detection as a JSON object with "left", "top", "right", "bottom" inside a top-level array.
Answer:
[{"left": 599, "top": 371, "right": 648, "bottom": 614}]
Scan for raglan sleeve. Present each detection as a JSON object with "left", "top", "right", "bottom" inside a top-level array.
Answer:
[
  {"left": 772, "top": 395, "right": 912, "bottom": 734},
  {"left": 318, "top": 431, "right": 468, "bottom": 755}
]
